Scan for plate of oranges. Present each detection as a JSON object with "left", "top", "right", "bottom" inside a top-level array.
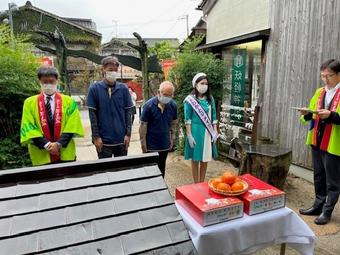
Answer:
[{"left": 208, "top": 170, "right": 248, "bottom": 196}]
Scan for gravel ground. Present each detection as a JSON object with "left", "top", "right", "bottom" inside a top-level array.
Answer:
[
  {"left": 164, "top": 153, "right": 340, "bottom": 255},
  {"left": 77, "top": 111, "right": 340, "bottom": 254}
]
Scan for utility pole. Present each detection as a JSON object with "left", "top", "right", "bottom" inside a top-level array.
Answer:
[
  {"left": 178, "top": 14, "right": 189, "bottom": 37},
  {"left": 185, "top": 14, "right": 189, "bottom": 37},
  {"left": 112, "top": 19, "right": 118, "bottom": 38}
]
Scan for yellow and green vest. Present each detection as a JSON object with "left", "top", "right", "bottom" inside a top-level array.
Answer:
[
  {"left": 20, "top": 94, "right": 84, "bottom": 166},
  {"left": 300, "top": 87, "right": 340, "bottom": 156}
]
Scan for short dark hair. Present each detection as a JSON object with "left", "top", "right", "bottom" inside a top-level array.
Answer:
[
  {"left": 101, "top": 56, "right": 119, "bottom": 68},
  {"left": 37, "top": 66, "right": 59, "bottom": 79},
  {"left": 320, "top": 59, "right": 340, "bottom": 74}
]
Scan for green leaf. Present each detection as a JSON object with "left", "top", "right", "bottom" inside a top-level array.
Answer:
[{"left": 0, "top": 24, "right": 39, "bottom": 169}]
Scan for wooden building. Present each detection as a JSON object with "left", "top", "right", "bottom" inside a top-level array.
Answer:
[
  {"left": 197, "top": 0, "right": 340, "bottom": 168},
  {"left": 0, "top": 1, "right": 102, "bottom": 84}
]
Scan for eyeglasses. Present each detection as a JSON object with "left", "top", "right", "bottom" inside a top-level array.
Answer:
[{"left": 321, "top": 73, "right": 336, "bottom": 80}]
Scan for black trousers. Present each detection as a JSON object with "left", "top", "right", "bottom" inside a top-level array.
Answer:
[
  {"left": 312, "top": 146, "right": 340, "bottom": 216},
  {"left": 148, "top": 151, "right": 169, "bottom": 178},
  {"left": 98, "top": 145, "right": 127, "bottom": 159}
]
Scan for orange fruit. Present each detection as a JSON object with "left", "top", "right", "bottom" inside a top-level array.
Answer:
[
  {"left": 221, "top": 172, "right": 237, "bottom": 184},
  {"left": 223, "top": 170, "right": 236, "bottom": 175},
  {"left": 231, "top": 181, "right": 244, "bottom": 192},
  {"left": 234, "top": 177, "right": 242, "bottom": 182},
  {"left": 211, "top": 177, "right": 222, "bottom": 188},
  {"left": 216, "top": 182, "right": 231, "bottom": 192},
  {"left": 215, "top": 177, "right": 223, "bottom": 183}
]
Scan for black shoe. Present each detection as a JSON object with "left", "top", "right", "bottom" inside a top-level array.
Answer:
[
  {"left": 299, "top": 207, "right": 322, "bottom": 216},
  {"left": 314, "top": 213, "right": 331, "bottom": 225}
]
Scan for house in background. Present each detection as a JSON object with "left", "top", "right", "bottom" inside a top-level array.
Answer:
[
  {"left": 0, "top": 1, "right": 102, "bottom": 91},
  {"left": 197, "top": 0, "right": 340, "bottom": 169}
]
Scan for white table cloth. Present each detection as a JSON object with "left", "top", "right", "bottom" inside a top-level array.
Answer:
[{"left": 176, "top": 202, "right": 315, "bottom": 255}]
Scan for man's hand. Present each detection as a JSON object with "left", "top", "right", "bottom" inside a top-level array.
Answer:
[
  {"left": 93, "top": 137, "right": 103, "bottom": 152},
  {"left": 124, "top": 136, "right": 130, "bottom": 150},
  {"left": 139, "top": 121, "right": 148, "bottom": 153},
  {"left": 141, "top": 144, "right": 147, "bottom": 153},
  {"left": 47, "top": 142, "right": 60, "bottom": 156},
  {"left": 317, "top": 109, "right": 331, "bottom": 119}
]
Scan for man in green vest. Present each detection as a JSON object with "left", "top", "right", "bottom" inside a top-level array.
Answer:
[
  {"left": 299, "top": 59, "right": 340, "bottom": 225},
  {"left": 20, "top": 66, "right": 84, "bottom": 166}
]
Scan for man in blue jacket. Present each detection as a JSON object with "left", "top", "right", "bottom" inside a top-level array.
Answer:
[{"left": 87, "top": 56, "right": 133, "bottom": 158}]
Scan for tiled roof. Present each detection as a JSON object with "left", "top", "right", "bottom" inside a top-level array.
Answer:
[
  {"left": 62, "top": 18, "right": 98, "bottom": 31},
  {"left": 14, "top": 1, "right": 101, "bottom": 37},
  {"left": 0, "top": 155, "right": 196, "bottom": 255}
]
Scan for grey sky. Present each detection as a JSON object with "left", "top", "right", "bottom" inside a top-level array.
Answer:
[{"left": 0, "top": 0, "right": 203, "bottom": 42}]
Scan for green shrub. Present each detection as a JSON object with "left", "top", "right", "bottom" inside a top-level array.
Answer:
[
  {"left": 0, "top": 24, "right": 39, "bottom": 169},
  {"left": 0, "top": 136, "right": 31, "bottom": 169}
]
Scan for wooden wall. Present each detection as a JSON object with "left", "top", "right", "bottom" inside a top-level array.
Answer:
[{"left": 259, "top": 0, "right": 340, "bottom": 168}]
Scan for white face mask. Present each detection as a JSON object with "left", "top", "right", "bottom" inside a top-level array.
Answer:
[
  {"left": 105, "top": 71, "right": 118, "bottom": 82},
  {"left": 41, "top": 83, "right": 57, "bottom": 95},
  {"left": 196, "top": 84, "right": 208, "bottom": 94},
  {"left": 158, "top": 95, "right": 172, "bottom": 104}
]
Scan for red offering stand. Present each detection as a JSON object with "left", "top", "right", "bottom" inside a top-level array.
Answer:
[
  {"left": 176, "top": 182, "right": 243, "bottom": 226},
  {"left": 239, "top": 174, "right": 286, "bottom": 215}
]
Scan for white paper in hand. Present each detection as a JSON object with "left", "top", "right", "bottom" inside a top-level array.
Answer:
[{"left": 291, "top": 107, "right": 318, "bottom": 114}]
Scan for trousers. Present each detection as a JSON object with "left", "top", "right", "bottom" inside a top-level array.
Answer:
[{"left": 312, "top": 146, "right": 340, "bottom": 216}]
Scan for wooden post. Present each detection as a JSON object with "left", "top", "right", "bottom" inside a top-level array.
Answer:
[
  {"left": 142, "top": 48, "right": 149, "bottom": 100},
  {"left": 251, "top": 105, "right": 260, "bottom": 145},
  {"left": 280, "top": 243, "right": 286, "bottom": 255},
  {"left": 239, "top": 145, "right": 292, "bottom": 189},
  {"left": 34, "top": 29, "right": 71, "bottom": 95},
  {"left": 127, "top": 33, "right": 149, "bottom": 101}
]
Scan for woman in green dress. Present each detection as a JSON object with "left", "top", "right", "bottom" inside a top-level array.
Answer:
[{"left": 184, "top": 73, "right": 218, "bottom": 183}]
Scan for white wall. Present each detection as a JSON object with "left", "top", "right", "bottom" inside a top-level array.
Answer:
[
  {"left": 260, "top": 0, "right": 340, "bottom": 168},
  {"left": 206, "top": 0, "right": 270, "bottom": 44}
]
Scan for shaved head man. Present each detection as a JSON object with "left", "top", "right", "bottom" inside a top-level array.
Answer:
[
  {"left": 139, "top": 81, "right": 178, "bottom": 178},
  {"left": 159, "top": 81, "right": 174, "bottom": 99}
]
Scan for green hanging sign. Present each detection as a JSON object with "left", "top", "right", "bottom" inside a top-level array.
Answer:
[{"left": 230, "top": 48, "right": 246, "bottom": 126}]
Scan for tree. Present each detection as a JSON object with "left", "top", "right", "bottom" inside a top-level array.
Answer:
[
  {"left": 180, "top": 34, "right": 205, "bottom": 53},
  {"left": 147, "top": 41, "right": 178, "bottom": 96},
  {"left": 169, "top": 36, "right": 227, "bottom": 152},
  {"left": 149, "top": 41, "right": 177, "bottom": 61},
  {"left": 70, "top": 65, "right": 102, "bottom": 105},
  {"left": 0, "top": 25, "right": 39, "bottom": 94},
  {"left": 0, "top": 24, "right": 40, "bottom": 169}
]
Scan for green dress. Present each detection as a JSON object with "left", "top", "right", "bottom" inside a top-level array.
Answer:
[{"left": 184, "top": 95, "right": 218, "bottom": 162}]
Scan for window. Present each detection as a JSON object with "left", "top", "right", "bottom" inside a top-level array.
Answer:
[{"left": 220, "top": 40, "right": 263, "bottom": 145}]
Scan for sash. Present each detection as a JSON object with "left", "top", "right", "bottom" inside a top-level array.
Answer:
[
  {"left": 313, "top": 87, "right": 340, "bottom": 150},
  {"left": 38, "top": 92, "right": 63, "bottom": 162},
  {"left": 185, "top": 95, "right": 219, "bottom": 142}
]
